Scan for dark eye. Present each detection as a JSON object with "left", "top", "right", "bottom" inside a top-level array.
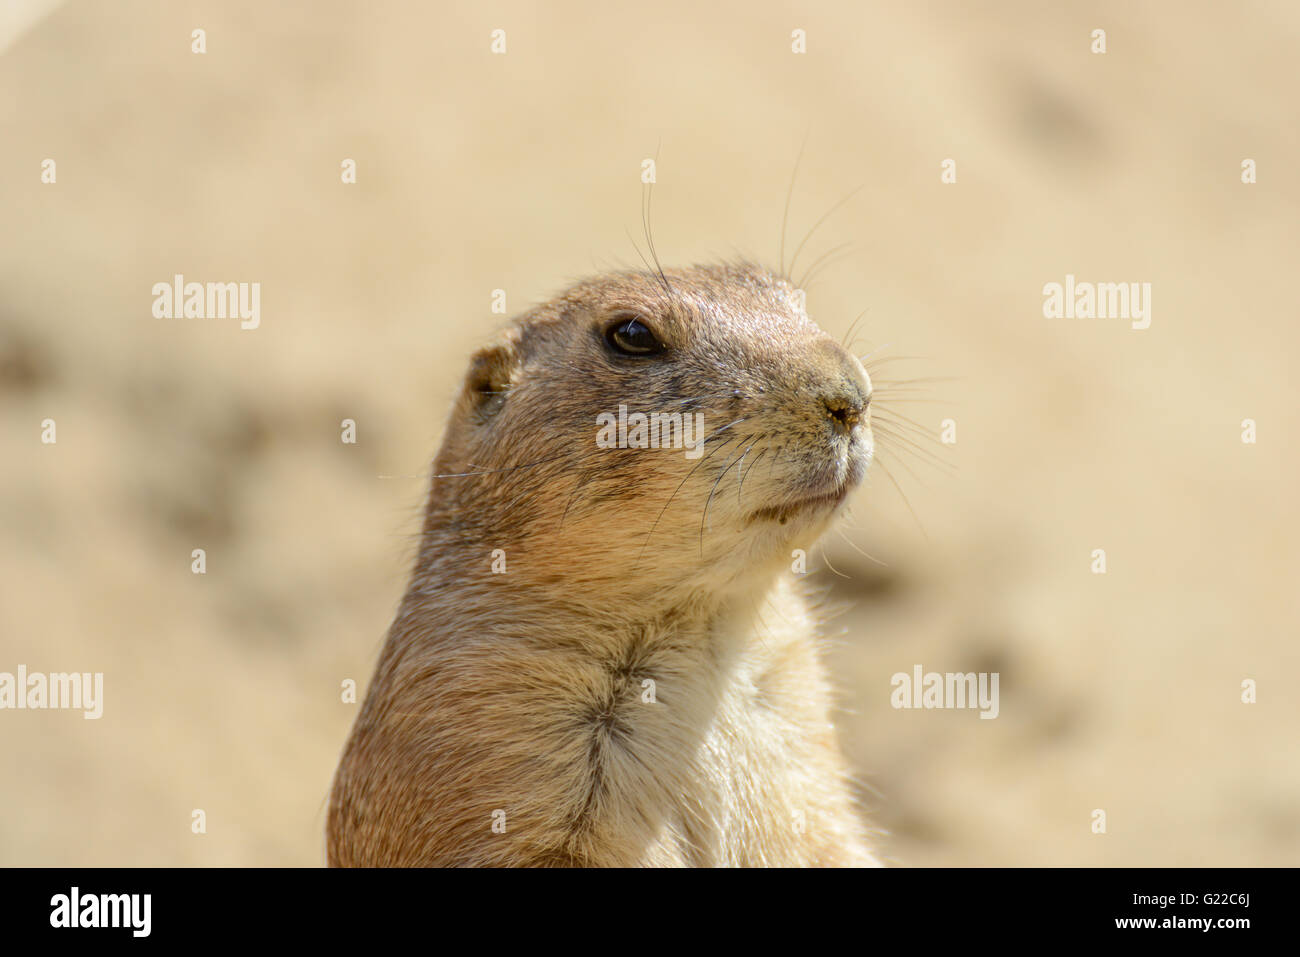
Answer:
[{"left": 605, "top": 316, "right": 665, "bottom": 356}]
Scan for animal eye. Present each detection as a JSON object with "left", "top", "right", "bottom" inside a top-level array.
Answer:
[{"left": 606, "top": 316, "right": 665, "bottom": 356}]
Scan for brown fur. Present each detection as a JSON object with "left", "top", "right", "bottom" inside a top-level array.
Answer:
[{"left": 328, "top": 262, "right": 880, "bottom": 866}]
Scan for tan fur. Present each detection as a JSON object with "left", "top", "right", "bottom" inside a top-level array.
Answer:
[{"left": 328, "top": 262, "right": 880, "bottom": 866}]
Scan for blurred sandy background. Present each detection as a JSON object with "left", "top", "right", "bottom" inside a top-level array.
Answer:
[{"left": 2, "top": 0, "right": 1297, "bottom": 866}]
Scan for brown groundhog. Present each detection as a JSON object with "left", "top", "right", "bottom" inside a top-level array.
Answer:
[{"left": 328, "top": 261, "right": 881, "bottom": 866}]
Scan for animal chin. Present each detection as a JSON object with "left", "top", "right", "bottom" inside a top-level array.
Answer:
[{"left": 748, "top": 484, "right": 851, "bottom": 526}]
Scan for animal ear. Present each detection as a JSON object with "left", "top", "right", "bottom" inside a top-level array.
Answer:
[{"left": 462, "top": 331, "right": 521, "bottom": 420}]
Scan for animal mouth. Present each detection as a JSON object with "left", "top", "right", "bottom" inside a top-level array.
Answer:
[{"left": 748, "top": 484, "right": 851, "bottom": 525}]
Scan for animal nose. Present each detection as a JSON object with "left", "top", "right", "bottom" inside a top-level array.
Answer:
[
  {"left": 813, "top": 340, "right": 871, "bottom": 436},
  {"left": 822, "top": 387, "right": 868, "bottom": 435}
]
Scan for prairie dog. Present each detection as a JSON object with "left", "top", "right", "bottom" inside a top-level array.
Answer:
[{"left": 328, "top": 261, "right": 880, "bottom": 866}]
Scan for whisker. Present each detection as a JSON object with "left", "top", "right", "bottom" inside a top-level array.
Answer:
[
  {"left": 870, "top": 395, "right": 948, "bottom": 404},
  {"left": 872, "top": 454, "right": 927, "bottom": 538},
  {"left": 787, "top": 182, "right": 867, "bottom": 281},
  {"left": 872, "top": 376, "right": 962, "bottom": 387},
  {"left": 433, "top": 450, "right": 572, "bottom": 479},
  {"left": 798, "top": 244, "right": 856, "bottom": 291},
  {"left": 873, "top": 407, "right": 949, "bottom": 447},
  {"left": 558, "top": 467, "right": 600, "bottom": 530},
  {"left": 632, "top": 428, "right": 744, "bottom": 571},
  {"left": 642, "top": 148, "right": 673, "bottom": 299},
  {"left": 873, "top": 432, "right": 932, "bottom": 487},
  {"left": 840, "top": 308, "right": 871, "bottom": 349},
  {"left": 874, "top": 423, "right": 955, "bottom": 475},
  {"left": 858, "top": 342, "right": 895, "bottom": 364},
  {"left": 872, "top": 384, "right": 949, "bottom": 394},
  {"left": 737, "top": 446, "right": 767, "bottom": 505},
  {"left": 819, "top": 542, "right": 852, "bottom": 579},
  {"left": 779, "top": 135, "right": 808, "bottom": 279},
  {"left": 658, "top": 391, "right": 742, "bottom": 408},
  {"left": 795, "top": 241, "right": 853, "bottom": 291},
  {"left": 833, "top": 525, "right": 889, "bottom": 567},
  {"left": 699, "top": 439, "right": 754, "bottom": 556},
  {"left": 859, "top": 355, "right": 934, "bottom": 368},
  {"left": 624, "top": 224, "right": 663, "bottom": 294},
  {"left": 701, "top": 414, "right": 755, "bottom": 444}
]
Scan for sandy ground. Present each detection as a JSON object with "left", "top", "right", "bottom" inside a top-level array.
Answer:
[{"left": 1, "top": 0, "right": 1297, "bottom": 866}]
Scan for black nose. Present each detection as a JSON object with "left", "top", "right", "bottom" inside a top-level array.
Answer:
[{"left": 823, "top": 389, "right": 867, "bottom": 435}]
